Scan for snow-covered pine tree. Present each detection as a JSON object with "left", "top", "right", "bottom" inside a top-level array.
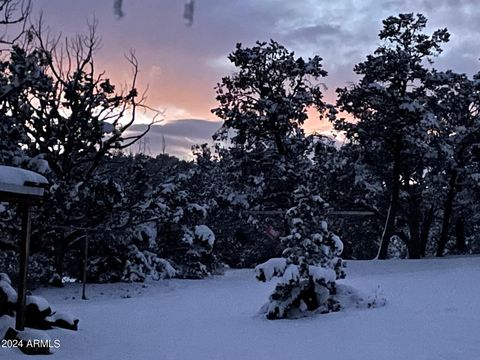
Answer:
[
  {"left": 255, "top": 175, "right": 345, "bottom": 319},
  {"left": 210, "top": 40, "right": 351, "bottom": 317},
  {"left": 154, "top": 169, "right": 219, "bottom": 279},
  {"left": 211, "top": 39, "right": 330, "bottom": 265},
  {"left": 334, "top": 13, "right": 450, "bottom": 259},
  {"left": 424, "top": 70, "right": 480, "bottom": 256},
  {"left": 311, "top": 139, "right": 385, "bottom": 259}
]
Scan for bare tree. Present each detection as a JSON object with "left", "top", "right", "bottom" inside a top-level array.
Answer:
[
  {"left": 14, "top": 20, "right": 162, "bottom": 279},
  {"left": 27, "top": 19, "right": 161, "bottom": 180},
  {"left": 0, "top": 0, "right": 31, "bottom": 45}
]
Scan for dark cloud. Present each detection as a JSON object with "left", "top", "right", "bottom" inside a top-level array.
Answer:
[
  {"left": 126, "top": 119, "right": 222, "bottom": 158},
  {"left": 285, "top": 23, "right": 343, "bottom": 42}
]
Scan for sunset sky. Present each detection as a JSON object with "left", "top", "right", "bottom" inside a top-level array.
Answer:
[{"left": 34, "top": 0, "right": 480, "bottom": 156}]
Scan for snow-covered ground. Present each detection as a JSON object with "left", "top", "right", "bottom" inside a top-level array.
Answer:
[{"left": 3, "top": 256, "right": 480, "bottom": 360}]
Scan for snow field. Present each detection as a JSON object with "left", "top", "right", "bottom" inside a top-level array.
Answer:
[{"left": 2, "top": 256, "right": 479, "bottom": 360}]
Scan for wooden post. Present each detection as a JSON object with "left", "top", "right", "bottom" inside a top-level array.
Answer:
[
  {"left": 16, "top": 204, "right": 32, "bottom": 331},
  {"left": 82, "top": 236, "right": 89, "bottom": 300}
]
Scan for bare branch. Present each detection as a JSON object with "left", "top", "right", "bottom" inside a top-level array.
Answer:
[{"left": 0, "top": 0, "right": 32, "bottom": 45}]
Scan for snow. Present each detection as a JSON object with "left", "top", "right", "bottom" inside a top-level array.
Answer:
[
  {"left": 0, "top": 314, "right": 14, "bottom": 338},
  {"left": 226, "top": 192, "right": 249, "bottom": 207},
  {"left": 187, "top": 203, "right": 208, "bottom": 217},
  {"left": 26, "top": 295, "right": 50, "bottom": 312},
  {"left": 331, "top": 234, "right": 344, "bottom": 255},
  {"left": 158, "top": 259, "right": 177, "bottom": 279},
  {"left": 368, "top": 82, "right": 385, "bottom": 91},
  {"left": 136, "top": 223, "right": 157, "bottom": 249},
  {"left": 161, "top": 183, "right": 175, "bottom": 194},
  {"left": 0, "top": 278, "right": 17, "bottom": 303},
  {"left": 47, "top": 311, "right": 78, "bottom": 328},
  {"left": 122, "top": 245, "right": 176, "bottom": 282},
  {"left": 320, "top": 220, "right": 328, "bottom": 231},
  {"left": 0, "top": 273, "right": 11, "bottom": 284},
  {"left": 0, "top": 165, "right": 48, "bottom": 186},
  {"left": 194, "top": 224, "right": 215, "bottom": 246},
  {"left": 399, "top": 101, "right": 423, "bottom": 112},
  {"left": 254, "top": 257, "right": 287, "bottom": 281},
  {"left": 0, "top": 165, "right": 48, "bottom": 197},
  {"left": 3, "top": 256, "right": 480, "bottom": 360},
  {"left": 11, "top": 155, "right": 50, "bottom": 174},
  {"left": 16, "top": 328, "right": 52, "bottom": 343},
  {"left": 291, "top": 217, "right": 303, "bottom": 225},
  {"left": 278, "top": 264, "right": 300, "bottom": 284},
  {"left": 308, "top": 265, "right": 337, "bottom": 283}
]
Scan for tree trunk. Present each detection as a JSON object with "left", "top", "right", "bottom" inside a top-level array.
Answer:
[
  {"left": 455, "top": 217, "right": 466, "bottom": 253},
  {"left": 406, "top": 241, "right": 421, "bottom": 259},
  {"left": 436, "top": 169, "right": 458, "bottom": 257},
  {"left": 419, "top": 206, "right": 434, "bottom": 257},
  {"left": 54, "top": 238, "right": 66, "bottom": 287},
  {"left": 54, "top": 229, "right": 84, "bottom": 286},
  {"left": 377, "top": 137, "right": 402, "bottom": 259},
  {"left": 404, "top": 181, "right": 423, "bottom": 259},
  {"left": 407, "top": 214, "right": 421, "bottom": 259},
  {"left": 274, "top": 131, "right": 286, "bottom": 156}
]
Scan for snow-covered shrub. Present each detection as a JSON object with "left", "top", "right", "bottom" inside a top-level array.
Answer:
[
  {"left": 173, "top": 224, "right": 217, "bottom": 279},
  {"left": 335, "top": 284, "right": 387, "bottom": 309},
  {"left": 87, "top": 254, "right": 124, "bottom": 284},
  {"left": 46, "top": 311, "right": 79, "bottom": 331},
  {"left": 122, "top": 245, "right": 176, "bottom": 282},
  {"left": 0, "top": 251, "right": 56, "bottom": 287},
  {"left": 154, "top": 170, "right": 220, "bottom": 279},
  {"left": 256, "top": 186, "right": 346, "bottom": 319},
  {"left": 388, "top": 235, "right": 408, "bottom": 259},
  {"left": 25, "top": 295, "right": 53, "bottom": 329}
]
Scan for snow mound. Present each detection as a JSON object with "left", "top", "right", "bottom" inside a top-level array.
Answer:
[
  {"left": 0, "top": 273, "right": 12, "bottom": 284},
  {"left": 0, "top": 279, "right": 17, "bottom": 303},
  {"left": 26, "top": 295, "right": 50, "bottom": 312},
  {"left": 0, "top": 314, "right": 14, "bottom": 339},
  {"left": 47, "top": 311, "right": 79, "bottom": 330},
  {"left": 335, "top": 284, "right": 387, "bottom": 310}
]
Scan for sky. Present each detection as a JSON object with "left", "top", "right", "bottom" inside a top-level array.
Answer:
[{"left": 34, "top": 0, "right": 480, "bottom": 157}]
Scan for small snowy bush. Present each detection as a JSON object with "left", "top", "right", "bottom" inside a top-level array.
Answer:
[
  {"left": 256, "top": 186, "right": 346, "bottom": 319},
  {"left": 174, "top": 224, "right": 218, "bottom": 279},
  {"left": 122, "top": 245, "right": 176, "bottom": 282}
]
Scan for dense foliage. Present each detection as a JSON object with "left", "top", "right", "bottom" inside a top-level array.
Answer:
[{"left": 1, "top": 12, "right": 480, "bottom": 320}]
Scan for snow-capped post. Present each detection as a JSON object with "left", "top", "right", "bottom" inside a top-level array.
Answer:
[{"left": 0, "top": 165, "right": 48, "bottom": 331}]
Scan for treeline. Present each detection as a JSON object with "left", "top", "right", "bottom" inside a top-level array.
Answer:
[{"left": 0, "top": 11, "right": 479, "bottom": 287}]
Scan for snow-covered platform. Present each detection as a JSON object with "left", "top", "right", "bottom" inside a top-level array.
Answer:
[
  {"left": 0, "top": 165, "right": 48, "bottom": 200},
  {"left": 2, "top": 256, "right": 479, "bottom": 359}
]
